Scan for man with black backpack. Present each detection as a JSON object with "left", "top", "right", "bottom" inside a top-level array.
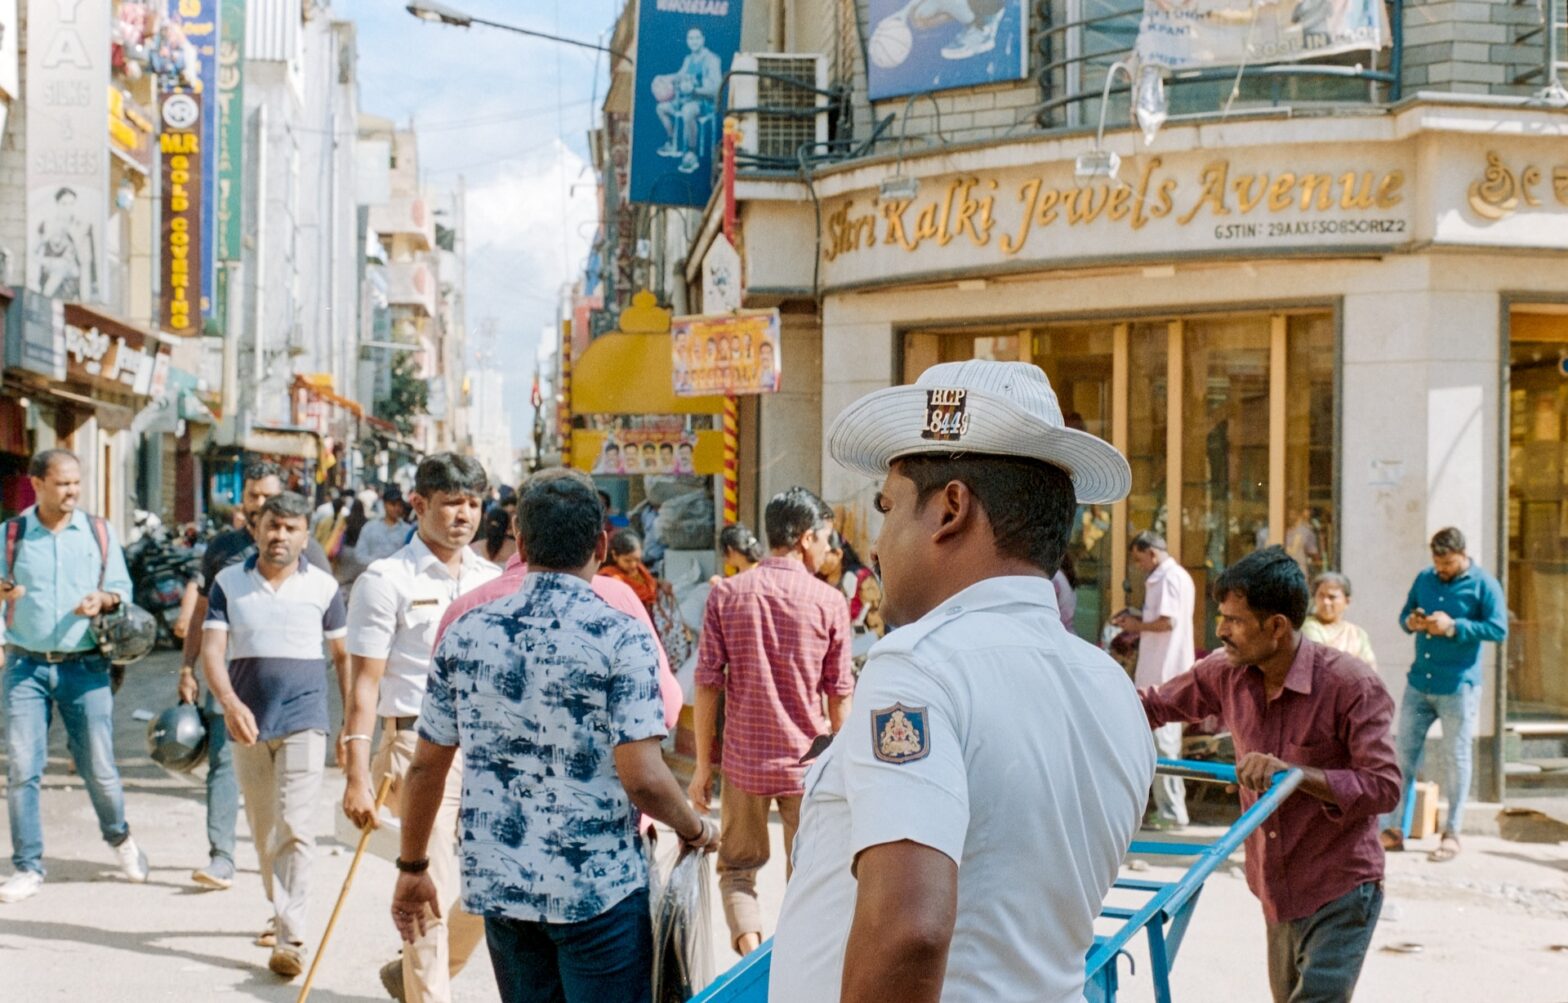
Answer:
[{"left": 0, "top": 449, "right": 145, "bottom": 904}]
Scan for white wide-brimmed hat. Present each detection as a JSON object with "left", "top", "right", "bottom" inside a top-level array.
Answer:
[{"left": 828, "top": 360, "right": 1131, "bottom": 505}]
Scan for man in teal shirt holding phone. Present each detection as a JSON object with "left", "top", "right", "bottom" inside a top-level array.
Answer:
[{"left": 1381, "top": 527, "right": 1506, "bottom": 862}]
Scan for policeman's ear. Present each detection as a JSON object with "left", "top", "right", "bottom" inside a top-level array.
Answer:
[{"left": 930, "top": 479, "right": 978, "bottom": 545}]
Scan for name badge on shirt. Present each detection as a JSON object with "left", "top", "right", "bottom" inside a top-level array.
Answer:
[
  {"left": 871, "top": 703, "right": 930, "bottom": 765},
  {"left": 409, "top": 598, "right": 440, "bottom": 608}
]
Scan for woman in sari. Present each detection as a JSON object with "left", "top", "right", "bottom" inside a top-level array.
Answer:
[{"left": 602, "top": 528, "right": 663, "bottom": 615}]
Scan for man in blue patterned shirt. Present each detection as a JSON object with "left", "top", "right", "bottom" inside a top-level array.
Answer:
[{"left": 392, "top": 469, "right": 715, "bottom": 1003}]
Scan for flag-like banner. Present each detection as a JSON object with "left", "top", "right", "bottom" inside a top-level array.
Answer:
[{"left": 1135, "top": 0, "right": 1389, "bottom": 71}]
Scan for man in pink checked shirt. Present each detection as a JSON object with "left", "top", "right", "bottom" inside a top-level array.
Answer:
[{"left": 434, "top": 509, "right": 684, "bottom": 765}]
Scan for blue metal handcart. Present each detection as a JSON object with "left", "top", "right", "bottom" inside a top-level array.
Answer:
[{"left": 690, "top": 758, "right": 1302, "bottom": 1003}]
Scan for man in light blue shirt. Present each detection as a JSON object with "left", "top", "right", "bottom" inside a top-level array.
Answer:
[
  {"left": 1381, "top": 526, "right": 1506, "bottom": 862},
  {"left": 0, "top": 449, "right": 144, "bottom": 904}
]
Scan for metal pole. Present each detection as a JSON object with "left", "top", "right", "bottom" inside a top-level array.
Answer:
[{"left": 721, "top": 119, "right": 741, "bottom": 526}]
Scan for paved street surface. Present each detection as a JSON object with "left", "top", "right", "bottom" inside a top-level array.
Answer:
[{"left": 2, "top": 650, "right": 1564, "bottom": 1000}]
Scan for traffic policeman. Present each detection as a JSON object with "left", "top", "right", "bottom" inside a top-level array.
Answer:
[{"left": 770, "top": 361, "right": 1156, "bottom": 1003}]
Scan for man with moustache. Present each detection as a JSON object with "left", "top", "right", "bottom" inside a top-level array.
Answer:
[
  {"left": 199, "top": 492, "right": 349, "bottom": 978},
  {"left": 180, "top": 461, "right": 336, "bottom": 894},
  {"left": 770, "top": 361, "right": 1153, "bottom": 1002},
  {"left": 342, "top": 453, "right": 501, "bottom": 1003},
  {"left": 1141, "top": 546, "right": 1400, "bottom": 1002}
]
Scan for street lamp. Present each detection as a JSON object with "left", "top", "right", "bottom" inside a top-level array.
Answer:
[{"left": 404, "top": 1, "right": 632, "bottom": 66}]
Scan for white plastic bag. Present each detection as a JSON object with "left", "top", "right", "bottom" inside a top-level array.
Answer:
[{"left": 650, "top": 846, "right": 715, "bottom": 1002}]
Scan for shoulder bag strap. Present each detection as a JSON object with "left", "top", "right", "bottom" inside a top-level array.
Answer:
[
  {"left": 89, "top": 515, "right": 110, "bottom": 592},
  {"left": 4, "top": 517, "right": 22, "bottom": 630}
]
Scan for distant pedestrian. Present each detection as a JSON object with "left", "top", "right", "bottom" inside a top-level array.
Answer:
[
  {"left": 1381, "top": 527, "right": 1506, "bottom": 862},
  {"left": 199, "top": 492, "right": 349, "bottom": 978},
  {"left": 1052, "top": 550, "right": 1079, "bottom": 633},
  {"left": 391, "top": 469, "right": 717, "bottom": 1003},
  {"left": 176, "top": 460, "right": 335, "bottom": 898},
  {"left": 1113, "top": 530, "right": 1196, "bottom": 829},
  {"left": 342, "top": 453, "right": 500, "bottom": 1003},
  {"left": 691, "top": 486, "right": 854, "bottom": 956},
  {"left": 353, "top": 487, "right": 410, "bottom": 566},
  {"left": 717, "top": 523, "right": 764, "bottom": 576},
  {"left": 1302, "top": 572, "right": 1376, "bottom": 668},
  {"left": 1141, "top": 546, "right": 1399, "bottom": 1003},
  {"left": 600, "top": 529, "right": 662, "bottom": 616},
  {"left": 0, "top": 449, "right": 145, "bottom": 904}
]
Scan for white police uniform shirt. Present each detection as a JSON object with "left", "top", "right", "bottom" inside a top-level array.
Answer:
[
  {"left": 770, "top": 576, "right": 1155, "bottom": 1003},
  {"left": 346, "top": 533, "right": 501, "bottom": 718}
]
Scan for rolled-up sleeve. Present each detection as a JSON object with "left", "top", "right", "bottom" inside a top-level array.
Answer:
[
  {"left": 346, "top": 567, "right": 399, "bottom": 658},
  {"left": 1321, "top": 677, "right": 1401, "bottom": 820},
  {"left": 1139, "top": 663, "right": 1222, "bottom": 730},
  {"left": 693, "top": 589, "right": 727, "bottom": 689}
]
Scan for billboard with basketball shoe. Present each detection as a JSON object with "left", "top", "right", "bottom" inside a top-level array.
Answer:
[
  {"left": 628, "top": 0, "right": 744, "bottom": 207},
  {"left": 865, "top": 0, "right": 1030, "bottom": 101}
]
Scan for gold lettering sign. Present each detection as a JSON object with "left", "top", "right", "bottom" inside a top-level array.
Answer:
[
  {"left": 824, "top": 158, "right": 1407, "bottom": 263},
  {"left": 1467, "top": 150, "right": 1568, "bottom": 221}
]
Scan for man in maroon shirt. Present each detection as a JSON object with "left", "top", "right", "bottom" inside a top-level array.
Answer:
[
  {"left": 1140, "top": 546, "right": 1400, "bottom": 1003},
  {"left": 690, "top": 486, "right": 855, "bottom": 955}
]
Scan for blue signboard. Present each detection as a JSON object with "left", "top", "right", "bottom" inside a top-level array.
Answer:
[
  {"left": 865, "top": 0, "right": 1029, "bottom": 101},
  {"left": 628, "top": 0, "right": 744, "bottom": 208}
]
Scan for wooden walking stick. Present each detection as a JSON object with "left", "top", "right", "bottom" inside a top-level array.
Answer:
[{"left": 296, "top": 775, "right": 395, "bottom": 1003}]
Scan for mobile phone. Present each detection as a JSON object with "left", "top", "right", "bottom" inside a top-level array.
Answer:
[{"left": 0, "top": 576, "right": 15, "bottom": 591}]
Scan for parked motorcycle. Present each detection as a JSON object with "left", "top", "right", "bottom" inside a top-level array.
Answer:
[{"left": 125, "top": 516, "right": 202, "bottom": 650}]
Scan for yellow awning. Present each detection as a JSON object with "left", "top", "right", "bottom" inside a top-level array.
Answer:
[{"left": 570, "top": 331, "right": 724, "bottom": 416}]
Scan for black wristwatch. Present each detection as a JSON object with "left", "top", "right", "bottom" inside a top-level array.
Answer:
[{"left": 395, "top": 856, "right": 430, "bottom": 874}]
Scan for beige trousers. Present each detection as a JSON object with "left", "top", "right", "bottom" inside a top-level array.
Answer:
[
  {"left": 233, "top": 729, "right": 326, "bottom": 948},
  {"left": 373, "top": 724, "right": 486, "bottom": 1003},
  {"left": 716, "top": 785, "right": 801, "bottom": 951}
]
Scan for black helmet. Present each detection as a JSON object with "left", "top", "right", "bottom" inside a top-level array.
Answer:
[
  {"left": 93, "top": 602, "right": 159, "bottom": 665},
  {"left": 147, "top": 704, "right": 208, "bottom": 773}
]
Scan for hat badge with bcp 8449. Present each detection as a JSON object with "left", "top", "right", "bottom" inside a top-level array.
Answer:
[{"left": 827, "top": 360, "right": 1132, "bottom": 505}]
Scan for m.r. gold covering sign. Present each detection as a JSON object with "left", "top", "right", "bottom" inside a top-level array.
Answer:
[{"left": 159, "top": 90, "right": 202, "bottom": 336}]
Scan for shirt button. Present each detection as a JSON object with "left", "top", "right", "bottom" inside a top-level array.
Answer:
[
  {"left": 1268, "top": 831, "right": 1277, "bottom": 839},
  {"left": 945, "top": 606, "right": 962, "bottom": 615}
]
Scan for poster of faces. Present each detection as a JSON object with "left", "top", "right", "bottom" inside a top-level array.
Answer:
[
  {"left": 672, "top": 309, "right": 782, "bottom": 397},
  {"left": 591, "top": 427, "right": 698, "bottom": 477}
]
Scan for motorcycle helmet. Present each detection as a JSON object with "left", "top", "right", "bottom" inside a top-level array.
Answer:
[
  {"left": 93, "top": 602, "right": 159, "bottom": 665},
  {"left": 147, "top": 703, "right": 208, "bottom": 773}
]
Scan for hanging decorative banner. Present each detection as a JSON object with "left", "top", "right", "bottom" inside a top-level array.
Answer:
[
  {"left": 26, "top": 0, "right": 110, "bottom": 304},
  {"left": 214, "top": 0, "right": 244, "bottom": 328},
  {"left": 159, "top": 90, "right": 203, "bottom": 336},
  {"left": 672, "top": 309, "right": 782, "bottom": 397},
  {"left": 1134, "top": 0, "right": 1389, "bottom": 71},
  {"left": 628, "top": 0, "right": 743, "bottom": 207}
]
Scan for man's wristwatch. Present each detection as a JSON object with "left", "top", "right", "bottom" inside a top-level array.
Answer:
[{"left": 395, "top": 857, "right": 430, "bottom": 874}]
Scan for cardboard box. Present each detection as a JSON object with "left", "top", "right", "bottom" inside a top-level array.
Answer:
[{"left": 1410, "top": 781, "right": 1441, "bottom": 839}]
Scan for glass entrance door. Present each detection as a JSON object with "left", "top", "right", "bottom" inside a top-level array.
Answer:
[{"left": 1507, "top": 312, "right": 1568, "bottom": 723}]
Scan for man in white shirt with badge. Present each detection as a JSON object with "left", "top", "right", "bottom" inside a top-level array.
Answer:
[
  {"left": 1114, "top": 530, "right": 1197, "bottom": 829},
  {"left": 770, "top": 360, "right": 1155, "bottom": 1003},
  {"left": 342, "top": 454, "right": 500, "bottom": 1003}
]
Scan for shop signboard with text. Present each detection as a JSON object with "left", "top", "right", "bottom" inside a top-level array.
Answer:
[
  {"left": 628, "top": 0, "right": 743, "bottom": 207},
  {"left": 1135, "top": 0, "right": 1388, "bottom": 71},
  {"left": 817, "top": 144, "right": 1417, "bottom": 291},
  {"left": 5, "top": 291, "right": 66, "bottom": 381},
  {"left": 159, "top": 90, "right": 203, "bottom": 336},
  {"left": 63, "top": 319, "right": 171, "bottom": 399},
  {"left": 672, "top": 309, "right": 782, "bottom": 396},
  {"left": 865, "top": 0, "right": 1029, "bottom": 101},
  {"left": 25, "top": 0, "right": 110, "bottom": 304}
]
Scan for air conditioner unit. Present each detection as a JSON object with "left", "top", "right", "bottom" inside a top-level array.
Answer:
[{"left": 728, "top": 53, "right": 829, "bottom": 163}]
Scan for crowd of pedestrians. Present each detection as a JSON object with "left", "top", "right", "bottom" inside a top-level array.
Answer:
[{"left": 0, "top": 356, "right": 1512, "bottom": 1003}]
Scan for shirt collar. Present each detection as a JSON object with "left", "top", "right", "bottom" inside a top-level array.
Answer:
[
  {"left": 759, "top": 555, "right": 809, "bottom": 575},
  {"left": 243, "top": 553, "right": 310, "bottom": 575},
  {"left": 524, "top": 570, "right": 595, "bottom": 594},
  {"left": 408, "top": 533, "right": 481, "bottom": 579},
  {"left": 1252, "top": 637, "right": 1316, "bottom": 698},
  {"left": 504, "top": 553, "right": 525, "bottom": 571},
  {"left": 924, "top": 575, "right": 1060, "bottom": 617},
  {"left": 21, "top": 507, "right": 88, "bottom": 534}
]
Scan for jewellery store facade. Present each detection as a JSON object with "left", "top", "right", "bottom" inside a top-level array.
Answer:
[{"left": 713, "top": 99, "right": 1568, "bottom": 798}]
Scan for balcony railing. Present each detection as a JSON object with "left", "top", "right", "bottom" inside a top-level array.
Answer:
[{"left": 1033, "top": 0, "right": 1404, "bottom": 132}]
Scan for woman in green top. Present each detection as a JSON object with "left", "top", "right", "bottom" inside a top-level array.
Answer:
[{"left": 1303, "top": 571, "right": 1377, "bottom": 669}]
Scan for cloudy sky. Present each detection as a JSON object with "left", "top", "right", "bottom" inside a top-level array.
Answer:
[{"left": 338, "top": 0, "right": 621, "bottom": 450}]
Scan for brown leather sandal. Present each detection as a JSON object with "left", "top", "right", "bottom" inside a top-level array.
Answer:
[{"left": 1379, "top": 828, "right": 1405, "bottom": 852}]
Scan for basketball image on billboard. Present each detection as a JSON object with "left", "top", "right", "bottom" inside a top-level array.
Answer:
[{"left": 865, "top": 0, "right": 1029, "bottom": 100}]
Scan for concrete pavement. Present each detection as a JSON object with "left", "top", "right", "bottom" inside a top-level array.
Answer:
[{"left": 2, "top": 649, "right": 1563, "bottom": 1000}]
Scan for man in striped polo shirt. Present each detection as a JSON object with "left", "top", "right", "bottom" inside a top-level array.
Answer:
[{"left": 200, "top": 492, "right": 349, "bottom": 979}]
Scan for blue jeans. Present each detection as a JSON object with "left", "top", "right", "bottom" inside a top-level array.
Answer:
[
  {"left": 485, "top": 887, "right": 652, "bottom": 1003},
  {"left": 3, "top": 652, "right": 130, "bottom": 875},
  {"left": 1380, "top": 681, "right": 1479, "bottom": 837},
  {"left": 1265, "top": 881, "right": 1382, "bottom": 1002},
  {"left": 202, "top": 704, "right": 238, "bottom": 862}
]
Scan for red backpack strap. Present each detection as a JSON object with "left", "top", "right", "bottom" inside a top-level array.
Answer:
[
  {"left": 4, "top": 517, "right": 23, "bottom": 629},
  {"left": 89, "top": 515, "right": 110, "bottom": 591}
]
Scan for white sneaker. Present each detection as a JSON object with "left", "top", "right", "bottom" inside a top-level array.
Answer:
[
  {"left": 0, "top": 870, "right": 43, "bottom": 903},
  {"left": 116, "top": 837, "right": 150, "bottom": 883}
]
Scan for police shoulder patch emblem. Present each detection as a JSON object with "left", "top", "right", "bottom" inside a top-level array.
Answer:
[{"left": 871, "top": 703, "right": 930, "bottom": 765}]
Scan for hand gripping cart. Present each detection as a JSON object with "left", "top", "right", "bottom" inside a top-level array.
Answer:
[{"left": 690, "top": 758, "right": 1303, "bottom": 1003}]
